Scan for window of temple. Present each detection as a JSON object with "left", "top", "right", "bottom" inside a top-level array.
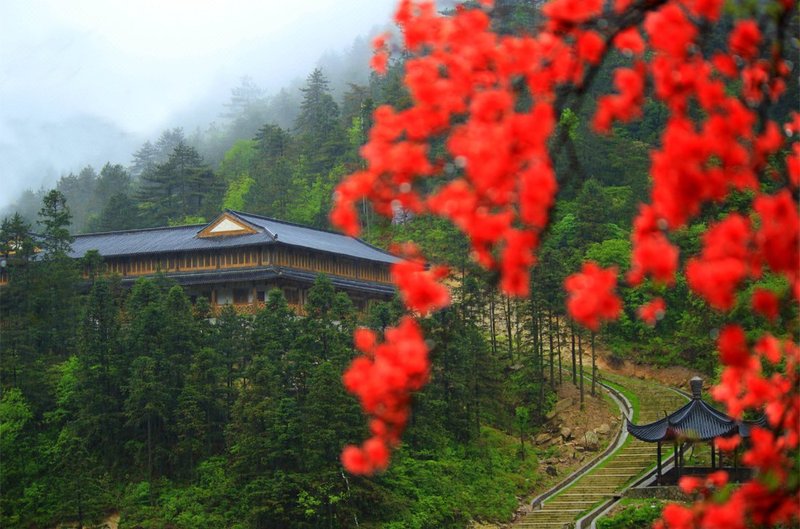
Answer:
[
  {"left": 284, "top": 287, "right": 299, "bottom": 304},
  {"left": 256, "top": 290, "right": 265, "bottom": 302},
  {"left": 233, "top": 288, "right": 249, "bottom": 304}
]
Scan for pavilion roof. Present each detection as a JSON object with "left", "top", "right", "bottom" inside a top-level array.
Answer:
[{"left": 626, "top": 377, "right": 766, "bottom": 442}]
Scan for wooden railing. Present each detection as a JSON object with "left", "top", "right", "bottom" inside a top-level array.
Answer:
[
  {"left": 101, "top": 246, "right": 393, "bottom": 285},
  {"left": 210, "top": 301, "right": 306, "bottom": 317}
]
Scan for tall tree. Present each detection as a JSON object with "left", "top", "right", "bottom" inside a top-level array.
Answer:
[
  {"left": 35, "top": 190, "right": 79, "bottom": 358},
  {"left": 37, "top": 189, "right": 74, "bottom": 256},
  {"left": 76, "top": 278, "right": 126, "bottom": 466},
  {"left": 295, "top": 68, "right": 345, "bottom": 174},
  {"left": 137, "top": 142, "right": 222, "bottom": 225},
  {"left": 130, "top": 140, "right": 159, "bottom": 179}
]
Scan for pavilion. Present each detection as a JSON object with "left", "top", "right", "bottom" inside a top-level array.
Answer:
[{"left": 626, "top": 377, "right": 766, "bottom": 484}]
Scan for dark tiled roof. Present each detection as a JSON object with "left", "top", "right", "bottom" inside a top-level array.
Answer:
[
  {"left": 69, "top": 211, "right": 400, "bottom": 264},
  {"left": 627, "top": 382, "right": 765, "bottom": 442},
  {"left": 232, "top": 211, "right": 399, "bottom": 264}
]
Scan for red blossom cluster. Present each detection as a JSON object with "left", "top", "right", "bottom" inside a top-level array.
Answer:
[
  {"left": 637, "top": 297, "right": 666, "bottom": 326},
  {"left": 390, "top": 243, "right": 451, "bottom": 316},
  {"left": 332, "top": 5, "right": 800, "bottom": 522},
  {"left": 564, "top": 262, "right": 622, "bottom": 331},
  {"left": 341, "top": 317, "right": 430, "bottom": 475}
]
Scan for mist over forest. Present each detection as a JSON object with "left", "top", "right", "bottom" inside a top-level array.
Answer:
[
  {"left": 1, "top": 30, "right": 382, "bottom": 223},
  {"left": 0, "top": 0, "right": 399, "bottom": 217}
]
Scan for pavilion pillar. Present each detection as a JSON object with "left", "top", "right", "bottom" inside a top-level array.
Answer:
[
  {"left": 711, "top": 442, "right": 716, "bottom": 470},
  {"left": 674, "top": 441, "right": 680, "bottom": 480},
  {"left": 657, "top": 442, "right": 662, "bottom": 485}
]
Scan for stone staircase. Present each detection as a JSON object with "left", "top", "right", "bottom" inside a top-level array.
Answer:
[{"left": 513, "top": 374, "right": 687, "bottom": 528}]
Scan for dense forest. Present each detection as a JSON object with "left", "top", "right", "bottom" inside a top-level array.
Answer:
[{"left": 1, "top": 1, "right": 796, "bottom": 528}]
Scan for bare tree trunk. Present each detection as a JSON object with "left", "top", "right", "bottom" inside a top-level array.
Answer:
[
  {"left": 505, "top": 295, "right": 514, "bottom": 362},
  {"left": 147, "top": 415, "right": 153, "bottom": 481},
  {"left": 570, "top": 321, "right": 577, "bottom": 385},
  {"left": 591, "top": 332, "right": 597, "bottom": 397},
  {"left": 514, "top": 298, "right": 522, "bottom": 356},
  {"left": 489, "top": 291, "right": 497, "bottom": 357},
  {"left": 578, "top": 332, "right": 585, "bottom": 409},
  {"left": 537, "top": 302, "right": 546, "bottom": 419},
  {"left": 529, "top": 295, "right": 544, "bottom": 422},
  {"left": 548, "top": 309, "right": 555, "bottom": 390},
  {"left": 557, "top": 314, "right": 563, "bottom": 386}
]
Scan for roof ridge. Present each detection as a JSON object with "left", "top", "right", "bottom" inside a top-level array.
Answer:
[
  {"left": 75, "top": 223, "right": 206, "bottom": 237},
  {"left": 231, "top": 210, "right": 397, "bottom": 258},
  {"left": 224, "top": 210, "right": 276, "bottom": 240}
]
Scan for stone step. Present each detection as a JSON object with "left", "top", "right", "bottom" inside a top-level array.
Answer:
[
  {"left": 595, "top": 466, "right": 647, "bottom": 470},
  {"left": 531, "top": 508, "right": 586, "bottom": 514},
  {"left": 557, "top": 493, "right": 615, "bottom": 497},
  {"left": 515, "top": 521, "right": 571, "bottom": 528}
]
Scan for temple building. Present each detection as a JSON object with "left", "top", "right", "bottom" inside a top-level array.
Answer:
[{"left": 67, "top": 210, "right": 399, "bottom": 313}]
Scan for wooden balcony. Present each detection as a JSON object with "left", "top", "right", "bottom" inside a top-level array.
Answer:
[{"left": 210, "top": 301, "right": 306, "bottom": 317}]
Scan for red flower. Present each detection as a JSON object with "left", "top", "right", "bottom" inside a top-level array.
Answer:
[
  {"left": 644, "top": 4, "right": 697, "bottom": 59},
  {"left": 715, "top": 435, "right": 741, "bottom": 452},
  {"left": 565, "top": 262, "right": 622, "bottom": 331},
  {"left": 729, "top": 20, "right": 761, "bottom": 60},
  {"left": 751, "top": 288, "right": 779, "bottom": 321},
  {"left": 542, "top": 0, "right": 603, "bottom": 25},
  {"left": 717, "top": 325, "right": 750, "bottom": 369},
  {"left": 613, "top": 28, "right": 644, "bottom": 55},
  {"left": 638, "top": 297, "right": 666, "bottom": 326},
  {"left": 687, "top": 0, "right": 724, "bottom": 21},
  {"left": 661, "top": 503, "right": 695, "bottom": 529},
  {"left": 787, "top": 143, "right": 800, "bottom": 188},
  {"left": 679, "top": 476, "right": 704, "bottom": 494},
  {"left": 754, "top": 335, "right": 781, "bottom": 364},
  {"left": 594, "top": 66, "right": 645, "bottom": 132},
  {"left": 390, "top": 244, "right": 451, "bottom": 316},
  {"left": 371, "top": 51, "right": 389, "bottom": 75},
  {"left": 577, "top": 30, "right": 605, "bottom": 65},
  {"left": 686, "top": 214, "right": 753, "bottom": 310},
  {"left": 754, "top": 191, "right": 800, "bottom": 283},
  {"left": 500, "top": 229, "right": 537, "bottom": 296},
  {"left": 629, "top": 232, "right": 679, "bottom": 286},
  {"left": 342, "top": 316, "right": 431, "bottom": 475},
  {"left": 742, "top": 428, "right": 785, "bottom": 475}
]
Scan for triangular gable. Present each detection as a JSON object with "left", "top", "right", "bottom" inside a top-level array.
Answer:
[{"left": 197, "top": 212, "right": 260, "bottom": 238}]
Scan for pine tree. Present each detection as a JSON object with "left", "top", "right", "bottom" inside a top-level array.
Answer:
[
  {"left": 35, "top": 191, "right": 79, "bottom": 358},
  {"left": 0, "top": 215, "right": 37, "bottom": 392},
  {"left": 137, "top": 142, "right": 222, "bottom": 225},
  {"left": 294, "top": 68, "right": 345, "bottom": 174},
  {"left": 76, "top": 278, "right": 126, "bottom": 466},
  {"left": 130, "top": 140, "right": 159, "bottom": 179},
  {"left": 90, "top": 193, "right": 140, "bottom": 232},
  {"left": 37, "top": 190, "right": 74, "bottom": 256}
]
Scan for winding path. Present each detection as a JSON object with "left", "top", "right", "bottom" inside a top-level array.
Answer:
[{"left": 514, "top": 373, "right": 687, "bottom": 529}]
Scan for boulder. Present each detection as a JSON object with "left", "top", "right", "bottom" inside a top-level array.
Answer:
[
  {"left": 535, "top": 433, "right": 552, "bottom": 445},
  {"left": 554, "top": 399, "right": 572, "bottom": 413},
  {"left": 546, "top": 465, "right": 558, "bottom": 477},
  {"left": 560, "top": 427, "right": 573, "bottom": 441},
  {"left": 583, "top": 431, "right": 600, "bottom": 451},
  {"left": 596, "top": 423, "right": 611, "bottom": 436}
]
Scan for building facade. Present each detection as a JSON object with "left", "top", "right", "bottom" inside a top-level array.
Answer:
[{"left": 65, "top": 210, "right": 398, "bottom": 313}]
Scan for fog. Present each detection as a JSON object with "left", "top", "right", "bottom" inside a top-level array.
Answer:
[{"left": 0, "top": 0, "right": 397, "bottom": 209}]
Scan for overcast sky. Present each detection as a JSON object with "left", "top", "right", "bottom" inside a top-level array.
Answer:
[{"left": 0, "top": 0, "right": 398, "bottom": 209}]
